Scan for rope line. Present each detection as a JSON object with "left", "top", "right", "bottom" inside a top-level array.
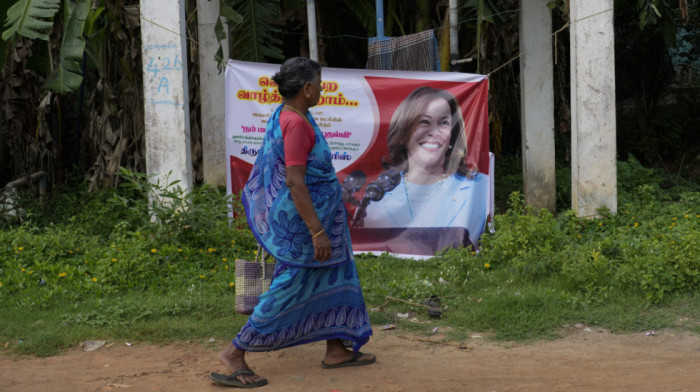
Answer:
[
  {"left": 140, "top": 8, "right": 524, "bottom": 46},
  {"left": 487, "top": 7, "right": 613, "bottom": 77},
  {"left": 139, "top": 6, "right": 614, "bottom": 77}
]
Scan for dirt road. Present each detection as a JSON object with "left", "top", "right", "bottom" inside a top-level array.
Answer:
[{"left": 2, "top": 326, "right": 699, "bottom": 392}]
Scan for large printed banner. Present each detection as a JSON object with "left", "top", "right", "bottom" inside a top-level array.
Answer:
[{"left": 225, "top": 60, "right": 492, "bottom": 258}]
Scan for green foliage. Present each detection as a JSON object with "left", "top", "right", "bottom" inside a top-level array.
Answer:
[
  {"left": 475, "top": 183, "right": 699, "bottom": 305},
  {"left": 0, "top": 170, "right": 256, "bottom": 309},
  {"left": 217, "top": 0, "right": 283, "bottom": 70},
  {"left": 43, "top": 0, "right": 89, "bottom": 92},
  {"left": 478, "top": 192, "right": 567, "bottom": 280},
  {"left": 111, "top": 167, "right": 253, "bottom": 248},
  {"left": 2, "top": 0, "right": 60, "bottom": 41}
]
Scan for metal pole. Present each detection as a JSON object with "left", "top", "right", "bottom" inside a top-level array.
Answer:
[
  {"left": 449, "top": 0, "right": 458, "bottom": 71},
  {"left": 376, "top": 0, "right": 385, "bottom": 39},
  {"left": 306, "top": 0, "right": 318, "bottom": 61}
]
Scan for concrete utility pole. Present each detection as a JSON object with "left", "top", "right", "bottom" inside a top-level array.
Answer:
[
  {"left": 570, "top": 0, "right": 617, "bottom": 217},
  {"left": 197, "top": 0, "right": 228, "bottom": 186},
  {"left": 139, "top": 0, "right": 193, "bottom": 193},
  {"left": 307, "top": 0, "right": 318, "bottom": 61},
  {"left": 519, "top": 0, "right": 556, "bottom": 213}
]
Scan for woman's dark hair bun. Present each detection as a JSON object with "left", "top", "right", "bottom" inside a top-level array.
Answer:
[{"left": 273, "top": 57, "right": 320, "bottom": 99}]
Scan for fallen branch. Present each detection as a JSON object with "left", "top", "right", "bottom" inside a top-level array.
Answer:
[
  {"left": 397, "top": 335, "right": 472, "bottom": 350},
  {"left": 386, "top": 296, "right": 429, "bottom": 309}
]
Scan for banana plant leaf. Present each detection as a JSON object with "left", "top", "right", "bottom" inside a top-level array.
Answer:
[
  {"left": 44, "top": 0, "right": 89, "bottom": 93},
  {"left": 2, "top": 0, "right": 60, "bottom": 41},
  {"left": 224, "top": 0, "right": 283, "bottom": 63},
  {"left": 0, "top": 0, "right": 13, "bottom": 70}
]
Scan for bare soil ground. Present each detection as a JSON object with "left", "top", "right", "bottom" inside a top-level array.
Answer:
[{"left": 2, "top": 326, "right": 699, "bottom": 392}]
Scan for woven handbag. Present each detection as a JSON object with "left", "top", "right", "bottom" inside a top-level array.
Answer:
[{"left": 234, "top": 245, "right": 275, "bottom": 315}]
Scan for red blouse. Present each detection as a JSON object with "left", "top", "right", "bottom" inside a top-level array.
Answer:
[{"left": 280, "top": 111, "right": 315, "bottom": 167}]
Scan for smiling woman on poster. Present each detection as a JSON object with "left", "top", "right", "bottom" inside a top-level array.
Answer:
[{"left": 362, "top": 86, "right": 490, "bottom": 248}]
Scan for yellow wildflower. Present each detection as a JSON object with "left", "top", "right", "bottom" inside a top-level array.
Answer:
[
  {"left": 208, "top": 248, "right": 216, "bottom": 253},
  {"left": 111, "top": 258, "right": 117, "bottom": 262},
  {"left": 634, "top": 222, "right": 639, "bottom": 227},
  {"left": 151, "top": 248, "right": 157, "bottom": 253},
  {"left": 178, "top": 249, "right": 182, "bottom": 252},
  {"left": 93, "top": 278, "right": 98, "bottom": 282},
  {"left": 18, "top": 247, "right": 23, "bottom": 251},
  {"left": 229, "top": 282, "right": 235, "bottom": 287},
  {"left": 58, "top": 273, "right": 67, "bottom": 278},
  {"left": 199, "top": 275, "right": 205, "bottom": 279},
  {"left": 484, "top": 263, "right": 490, "bottom": 268},
  {"left": 222, "top": 257, "right": 228, "bottom": 262}
]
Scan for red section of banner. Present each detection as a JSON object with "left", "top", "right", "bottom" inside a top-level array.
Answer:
[{"left": 230, "top": 155, "right": 252, "bottom": 196}]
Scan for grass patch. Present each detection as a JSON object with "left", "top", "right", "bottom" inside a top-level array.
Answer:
[{"left": 1, "top": 160, "right": 699, "bottom": 356}]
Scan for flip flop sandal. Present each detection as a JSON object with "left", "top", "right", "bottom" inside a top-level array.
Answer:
[
  {"left": 209, "top": 369, "right": 268, "bottom": 388},
  {"left": 422, "top": 295, "right": 442, "bottom": 318},
  {"left": 321, "top": 351, "right": 377, "bottom": 369}
]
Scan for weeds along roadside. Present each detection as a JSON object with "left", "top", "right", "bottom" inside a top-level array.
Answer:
[{"left": 0, "top": 161, "right": 698, "bottom": 356}]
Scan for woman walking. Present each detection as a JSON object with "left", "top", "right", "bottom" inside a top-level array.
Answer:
[{"left": 210, "top": 57, "right": 375, "bottom": 388}]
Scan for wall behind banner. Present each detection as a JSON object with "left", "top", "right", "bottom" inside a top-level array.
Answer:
[{"left": 225, "top": 60, "right": 492, "bottom": 258}]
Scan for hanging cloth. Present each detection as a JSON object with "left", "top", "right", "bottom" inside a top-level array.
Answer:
[{"left": 366, "top": 30, "right": 440, "bottom": 71}]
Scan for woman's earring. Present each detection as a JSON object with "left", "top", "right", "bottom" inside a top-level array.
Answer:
[{"left": 448, "top": 145, "right": 453, "bottom": 150}]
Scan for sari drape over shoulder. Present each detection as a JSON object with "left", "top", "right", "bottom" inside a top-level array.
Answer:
[{"left": 242, "top": 105, "right": 354, "bottom": 269}]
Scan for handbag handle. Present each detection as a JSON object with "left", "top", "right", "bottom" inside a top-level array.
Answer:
[{"left": 255, "top": 244, "right": 271, "bottom": 279}]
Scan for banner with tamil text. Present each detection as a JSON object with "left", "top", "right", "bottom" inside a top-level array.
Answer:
[{"left": 225, "top": 60, "right": 492, "bottom": 258}]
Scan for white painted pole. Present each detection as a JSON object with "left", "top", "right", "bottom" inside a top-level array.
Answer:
[
  {"left": 570, "top": 0, "right": 617, "bottom": 217},
  {"left": 140, "top": 0, "right": 193, "bottom": 193},
  {"left": 307, "top": 0, "right": 318, "bottom": 61},
  {"left": 197, "top": 0, "right": 228, "bottom": 186},
  {"left": 449, "top": 0, "right": 458, "bottom": 71},
  {"left": 519, "top": 0, "right": 556, "bottom": 212}
]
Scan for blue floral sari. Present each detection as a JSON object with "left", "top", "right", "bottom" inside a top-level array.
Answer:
[{"left": 235, "top": 104, "right": 372, "bottom": 352}]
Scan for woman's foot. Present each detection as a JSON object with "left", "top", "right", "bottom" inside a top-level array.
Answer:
[
  {"left": 322, "top": 339, "right": 376, "bottom": 367},
  {"left": 216, "top": 343, "right": 267, "bottom": 386}
]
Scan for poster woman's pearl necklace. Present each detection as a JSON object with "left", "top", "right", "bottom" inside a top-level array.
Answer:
[{"left": 402, "top": 171, "right": 448, "bottom": 203}]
